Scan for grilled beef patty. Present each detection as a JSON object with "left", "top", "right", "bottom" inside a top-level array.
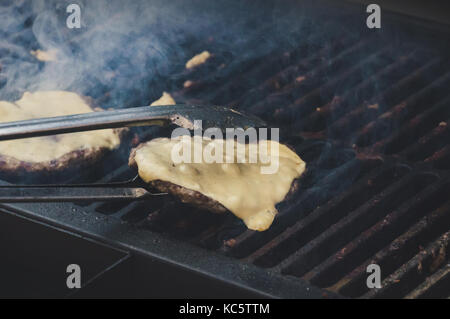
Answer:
[
  {"left": 0, "top": 91, "right": 125, "bottom": 174},
  {"left": 129, "top": 137, "right": 306, "bottom": 231}
]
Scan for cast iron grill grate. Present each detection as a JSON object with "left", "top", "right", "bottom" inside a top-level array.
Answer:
[{"left": 75, "top": 31, "right": 450, "bottom": 298}]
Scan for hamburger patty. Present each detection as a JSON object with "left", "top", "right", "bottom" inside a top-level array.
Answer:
[
  {"left": 129, "top": 137, "right": 306, "bottom": 231},
  {"left": 0, "top": 91, "right": 124, "bottom": 173}
]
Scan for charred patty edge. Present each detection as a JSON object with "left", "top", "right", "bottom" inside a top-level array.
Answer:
[
  {"left": 0, "top": 129, "right": 125, "bottom": 174},
  {"left": 150, "top": 180, "right": 228, "bottom": 214}
]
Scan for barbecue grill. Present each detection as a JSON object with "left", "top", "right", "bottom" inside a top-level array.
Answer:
[{"left": 0, "top": 0, "right": 449, "bottom": 298}]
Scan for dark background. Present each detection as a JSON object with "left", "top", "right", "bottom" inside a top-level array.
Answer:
[{"left": 343, "top": 0, "right": 450, "bottom": 25}]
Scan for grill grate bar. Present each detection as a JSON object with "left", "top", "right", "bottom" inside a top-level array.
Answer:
[
  {"left": 221, "top": 157, "right": 381, "bottom": 259},
  {"left": 370, "top": 93, "right": 450, "bottom": 155},
  {"left": 171, "top": 18, "right": 300, "bottom": 83},
  {"left": 423, "top": 142, "right": 450, "bottom": 169},
  {"left": 400, "top": 120, "right": 450, "bottom": 162},
  {"left": 404, "top": 263, "right": 450, "bottom": 299},
  {"left": 332, "top": 191, "right": 450, "bottom": 297},
  {"left": 355, "top": 70, "right": 450, "bottom": 149},
  {"left": 362, "top": 230, "right": 450, "bottom": 299},
  {"left": 227, "top": 39, "right": 354, "bottom": 108},
  {"left": 303, "top": 175, "right": 447, "bottom": 288},
  {"left": 296, "top": 50, "right": 432, "bottom": 133},
  {"left": 174, "top": 25, "right": 322, "bottom": 103},
  {"left": 177, "top": 35, "right": 367, "bottom": 114},
  {"left": 328, "top": 57, "right": 445, "bottom": 141},
  {"left": 237, "top": 38, "right": 372, "bottom": 113},
  {"left": 277, "top": 171, "right": 434, "bottom": 278},
  {"left": 270, "top": 46, "right": 393, "bottom": 121},
  {"left": 209, "top": 27, "right": 358, "bottom": 106},
  {"left": 243, "top": 163, "right": 408, "bottom": 266}
]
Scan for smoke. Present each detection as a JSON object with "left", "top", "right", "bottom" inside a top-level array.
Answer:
[
  {"left": 0, "top": 0, "right": 301, "bottom": 108},
  {"left": 0, "top": 0, "right": 186, "bottom": 104}
]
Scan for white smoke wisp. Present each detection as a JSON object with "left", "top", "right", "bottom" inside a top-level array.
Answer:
[{"left": 0, "top": 0, "right": 304, "bottom": 108}]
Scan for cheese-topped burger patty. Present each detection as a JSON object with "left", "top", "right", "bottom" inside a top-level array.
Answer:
[
  {"left": 0, "top": 91, "right": 123, "bottom": 173},
  {"left": 129, "top": 136, "right": 306, "bottom": 231}
]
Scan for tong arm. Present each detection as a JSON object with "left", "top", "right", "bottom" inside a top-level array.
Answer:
[{"left": 0, "top": 176, "right": 167, "bottom": 203}]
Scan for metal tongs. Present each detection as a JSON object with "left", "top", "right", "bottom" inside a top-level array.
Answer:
[
  {"left": 0, "top": 104, "right": 265, "bottom": 141},
  {"left": 0, "top": 104, "right": 266, "bottom": 203},
  {"left": 0, "top": 175, "right": 164, "bottom": 203}
]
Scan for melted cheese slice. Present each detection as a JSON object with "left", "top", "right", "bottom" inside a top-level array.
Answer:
[
  {"left": 185, "top": 51, "right": 211, "bottom": 69},
  {"left": 134, "top": 136, "right": 306, "bottom": 231},
  {"left": 0, "top": 91, "right": 122, "bottom": 163},
  {"left": 150, "top": 92, "right": 176, "bottom": 106}
]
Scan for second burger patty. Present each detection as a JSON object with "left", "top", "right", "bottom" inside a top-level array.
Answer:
[{"left": 0, "top": 91, "right": 124, "bottom": 173}]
